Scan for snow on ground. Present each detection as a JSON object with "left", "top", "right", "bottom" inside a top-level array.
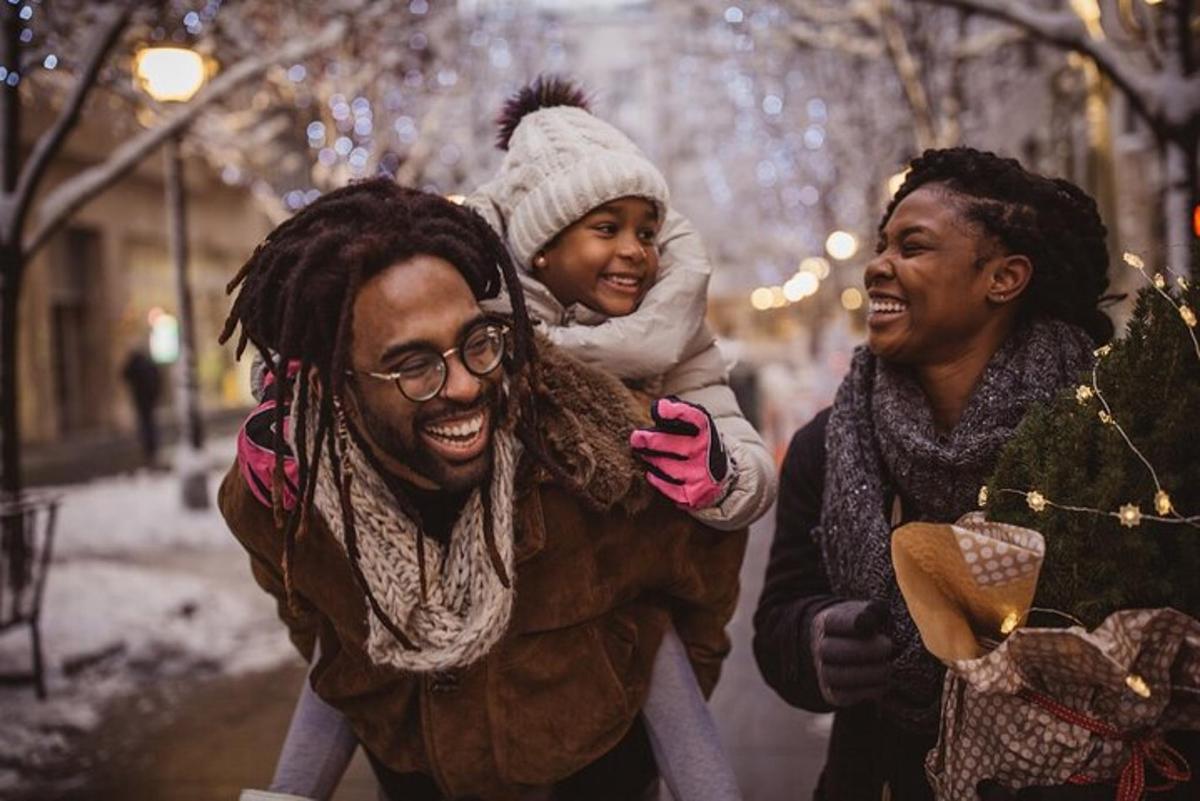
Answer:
[{"left": 0, "top": 438, "right": 296, "bottom": 792}]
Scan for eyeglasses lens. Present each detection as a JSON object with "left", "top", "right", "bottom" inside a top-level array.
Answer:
[{"left": 397, "top": 325, "right": 506, "bottom": 402}]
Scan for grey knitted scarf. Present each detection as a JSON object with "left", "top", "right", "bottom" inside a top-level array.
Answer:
[{"left": 817, "top": 317, "right": 1095, "bottom": 731}]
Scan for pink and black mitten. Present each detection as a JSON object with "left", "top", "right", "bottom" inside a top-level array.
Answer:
[
  {"left": 629, "top": 396, "right": 733, "bottom": 510},
  {"left": 237, "top": 362, "right": 300, "bottom": 510}
]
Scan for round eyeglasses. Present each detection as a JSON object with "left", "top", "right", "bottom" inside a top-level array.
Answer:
[{"left": 349, "top": 321, "right": 510, "bottom": 403}]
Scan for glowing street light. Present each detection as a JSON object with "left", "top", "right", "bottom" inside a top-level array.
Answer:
[
  {"left": 841, "top": 288, "right": 864, "bottom": 311},
  {"left": 135, "top": 45, "right": 212, "bottom": 509},
  {"left": 825, "top": 230, "right": 859, "bottom": 261},
  {"left": 134, "top": 47, "right": 208, "bottom": 102}
]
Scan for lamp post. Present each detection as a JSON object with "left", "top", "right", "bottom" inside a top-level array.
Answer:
[{"left": 134, "top": 46, "right": 210, "bottom": 509}]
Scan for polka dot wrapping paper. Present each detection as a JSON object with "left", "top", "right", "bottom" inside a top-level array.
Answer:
[
  {"left": 925, "top": 608, "right": 1200, "bottom": 798},
  {"left": 893, "top": 512, "right": 1046, "bottom": 664},
  {"left": 892, "top": 513, "right": 1200, "bottom": 798}
]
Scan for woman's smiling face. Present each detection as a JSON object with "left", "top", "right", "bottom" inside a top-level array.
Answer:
[{"left": 864, "top": 184, "right": 1006, "bottom": 365}]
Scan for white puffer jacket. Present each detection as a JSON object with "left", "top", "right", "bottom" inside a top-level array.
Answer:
[{"left": 469, "top": 189, "right": 777, "bottom": 531}]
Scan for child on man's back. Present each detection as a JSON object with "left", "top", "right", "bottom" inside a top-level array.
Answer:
[{"left": 469, "top": 76, "right": 776, "bottom": 530}]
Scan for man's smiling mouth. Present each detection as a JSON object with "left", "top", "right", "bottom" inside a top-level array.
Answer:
[{"left": 420, "top": 408, "right": 490, "bottom": 460}]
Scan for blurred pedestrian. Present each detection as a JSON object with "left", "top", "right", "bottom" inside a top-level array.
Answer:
[
  {"left": 753, "top": 147, "right": 1118, "bottom": 801},
  {"left": 121, "top": 346, "right": 162, "bottom": 468}
]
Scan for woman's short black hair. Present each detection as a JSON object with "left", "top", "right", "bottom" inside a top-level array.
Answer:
[{"left": 883, "top": 147, "right": 1116, "bottom": 344}]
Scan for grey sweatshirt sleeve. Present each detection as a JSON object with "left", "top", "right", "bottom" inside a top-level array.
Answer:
[
  {"left": 267, "top": 644, "right": 359, "bottom": 800},
  {"left": 643, "top": 626, "right": 743, "bottom": 801}
]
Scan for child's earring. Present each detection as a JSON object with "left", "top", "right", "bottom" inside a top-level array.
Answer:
[{"left": 533, "top": 253, "right": 547, "bottom": 270}]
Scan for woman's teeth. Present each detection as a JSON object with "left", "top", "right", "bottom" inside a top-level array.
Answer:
[
  {"left": 870, "top": 299, "right": 908, "bottom": 314},
  {"left": 424, "top": 412, "right": 485, "bottom": 442}
]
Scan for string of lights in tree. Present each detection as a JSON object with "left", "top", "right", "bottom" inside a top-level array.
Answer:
[{"left": 978, "top": 251, "right": 1200, "bottom": 531}]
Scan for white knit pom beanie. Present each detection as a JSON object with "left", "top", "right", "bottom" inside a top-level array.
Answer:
[{"left": 493, "top": 103, "right": 670, "bottom": 271}]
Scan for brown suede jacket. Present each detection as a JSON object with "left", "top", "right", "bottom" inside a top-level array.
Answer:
[{"left": 218, "top": 341, "right": 747, "bottom": 800}]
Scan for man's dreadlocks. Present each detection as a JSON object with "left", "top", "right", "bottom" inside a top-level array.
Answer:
[{"left": 220, "top": 178, "right": 548, "bottom": 649}]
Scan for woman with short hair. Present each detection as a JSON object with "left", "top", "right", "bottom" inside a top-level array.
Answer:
[{"left": 753, "top": 147, "right": 1116, "bottom": 801}]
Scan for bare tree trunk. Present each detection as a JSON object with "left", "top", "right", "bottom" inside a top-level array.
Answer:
[
  {"left": 1161, "top": 0, "right": 1198, "bottom": 274},
  {"left": 1084, "top": 74, "right": 1121, "bottom": 259},
  {"left": 1164, "top": 137, "right": 1197, "bottom": 273},
  {"left": 164, "top": 136, "right": 208, "bottom": 509},
  {"left": 0, "top": 248, "right": 21, "bottom": 496},
  {"left": 1, "top": 3, "right": 21, "bottom": 497}
]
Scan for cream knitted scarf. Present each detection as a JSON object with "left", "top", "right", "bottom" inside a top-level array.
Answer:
[{"left": 303, "top": 402, "right": 521, "bottom": 673}]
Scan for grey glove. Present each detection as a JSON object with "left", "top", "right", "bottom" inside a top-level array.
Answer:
[{"left": 810, "top": 599, "right": 892, "bottom": 707}]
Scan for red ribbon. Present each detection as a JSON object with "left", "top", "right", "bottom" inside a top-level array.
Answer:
[{"left": 1017, "top": 687, "right": 1192, "bottom": 801}]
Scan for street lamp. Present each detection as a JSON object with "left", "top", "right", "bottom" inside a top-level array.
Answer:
[{"left": 134, "top": 46, "right": 211, "bottom": 510}]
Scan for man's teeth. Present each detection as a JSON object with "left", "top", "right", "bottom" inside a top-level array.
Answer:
[
  {"left": 870, "top": 299, "right": 908, "bottom": 313},
  {"left": 425, "top": 413, "right": 485, "bottom": 440}
]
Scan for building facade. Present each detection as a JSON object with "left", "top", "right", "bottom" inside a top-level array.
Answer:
[{"left": 19, "top": 111, "right": 272, "bottom": 448}]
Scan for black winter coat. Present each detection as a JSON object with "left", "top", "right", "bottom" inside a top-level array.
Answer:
[{"left": 753, "top": 409, "right": 936, "bottom": 801}]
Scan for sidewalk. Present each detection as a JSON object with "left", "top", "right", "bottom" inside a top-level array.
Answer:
[{"left": 22, "top": 407, "right": 252, "bottom": 487}]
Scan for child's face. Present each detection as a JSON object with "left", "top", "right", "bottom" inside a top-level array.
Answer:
[{"left": 535, "top": 196, "right": 661, "bottom": 317}]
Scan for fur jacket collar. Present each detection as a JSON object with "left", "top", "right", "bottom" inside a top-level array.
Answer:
[{"left": 523, "top": 335, "right": 655, "bottom": 514}]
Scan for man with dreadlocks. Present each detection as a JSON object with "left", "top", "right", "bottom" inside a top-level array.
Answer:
[{"left": 219, "top": 179, "right": 745, "bottom": 801}]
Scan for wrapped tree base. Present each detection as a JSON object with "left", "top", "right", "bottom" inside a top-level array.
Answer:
[{"left": 926, "top": 608, "right": 1199, "bottom": 799}]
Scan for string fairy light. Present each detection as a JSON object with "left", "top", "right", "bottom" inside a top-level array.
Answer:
[
  {"left": 979, "top": 252, "right": 1200, "bottom": 530},
  {"left": 1123, "top": 251, "right": 1199, "bottom": 359}
]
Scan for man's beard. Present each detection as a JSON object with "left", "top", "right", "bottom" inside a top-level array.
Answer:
[{"left": 358, "top": 381, "right": 502, "bottom": 492}]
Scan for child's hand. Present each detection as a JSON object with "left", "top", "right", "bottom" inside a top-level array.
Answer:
[
  {"left": 237, "top": 362, "right": 301, "bottom": 510},
  {"left": 630, "top": 397, "right": 733, "bottom": 510}
]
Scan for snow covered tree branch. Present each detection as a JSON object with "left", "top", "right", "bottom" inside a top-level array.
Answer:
[
  {"left": 913, "top": 0, "right": 1199, "bottom": 272},
  {"left": 7, "top": 2, "right": 134, "bottom": 244},
  {"left": 27, "top": 14, "right": 349, "bottom": 256},
  {"left": 0, "top": 0, "right": 370, "bottom": 496},
  {"left": 915, "top": 0, "right": 1168, "bottom": 127}
]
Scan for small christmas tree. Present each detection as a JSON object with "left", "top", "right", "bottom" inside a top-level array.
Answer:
[{"left": 985, "top": 261, "right": 1200, "bottom": 628}]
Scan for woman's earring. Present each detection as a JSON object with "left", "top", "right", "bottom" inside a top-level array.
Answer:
[{"left": 533, "top": 253, "right": 547, "bottom": 270}]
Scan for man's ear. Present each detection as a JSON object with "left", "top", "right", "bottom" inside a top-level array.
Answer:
[
  {"left": 334, "top": 371, "right": 365, "bottom": 428},
  {"left": 988, "top": 254, "right": 1033, "bottom": 305}
]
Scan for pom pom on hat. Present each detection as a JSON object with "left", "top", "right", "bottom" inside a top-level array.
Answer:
[{"left": 496, "top": 75, "right": 590, "bottom": 151}]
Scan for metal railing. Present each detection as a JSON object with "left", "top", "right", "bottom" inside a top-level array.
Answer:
[{"left": 0, "top": 491, "right": 60, "bottom": 699}]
